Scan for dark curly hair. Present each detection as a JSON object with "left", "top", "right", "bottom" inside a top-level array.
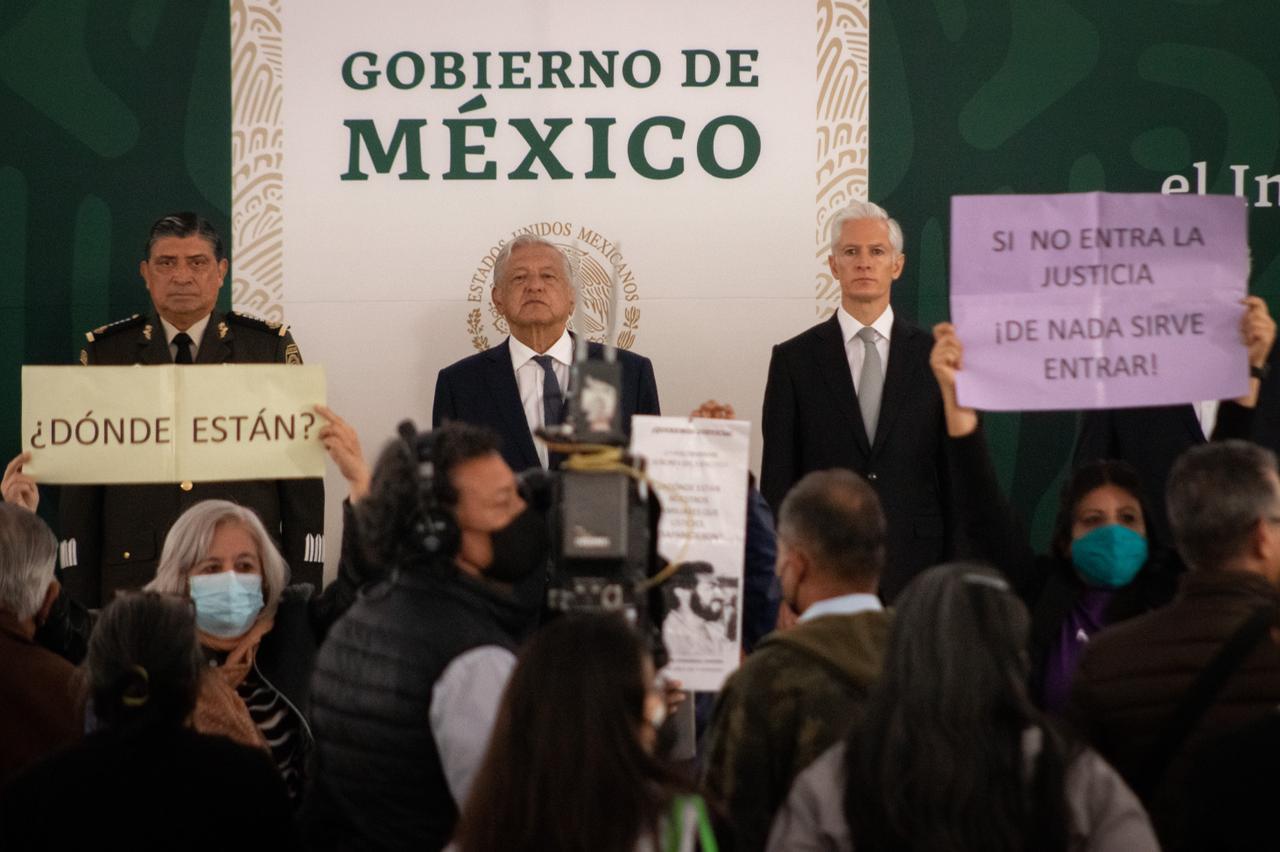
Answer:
[{"left": 355, "top": 420, "right": 501, "bottom": 568}]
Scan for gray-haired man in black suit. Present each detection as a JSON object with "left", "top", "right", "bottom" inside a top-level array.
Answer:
[{"left": 761, "top": 201, "right": 958, "bottom": 601}]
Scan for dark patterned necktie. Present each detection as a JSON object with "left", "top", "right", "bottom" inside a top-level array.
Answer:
[{"left": 532, "top": 354, "right": 564, "bottom": 427}]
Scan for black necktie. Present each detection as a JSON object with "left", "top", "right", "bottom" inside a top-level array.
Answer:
[
  {"left": 173, "top": 331, "right": 194, "bottom": 364},
  {"left": 532, "top": 355, "right": 564, "bottom": 427}
]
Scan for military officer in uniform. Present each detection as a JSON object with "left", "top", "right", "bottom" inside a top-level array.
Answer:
[{"left": 57, "top": 212, "right": 324, "bottom": 605}]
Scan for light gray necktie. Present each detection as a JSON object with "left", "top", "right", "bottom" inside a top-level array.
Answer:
[{"left": 856, "top": 326, "right": 883, "bottom": 441}]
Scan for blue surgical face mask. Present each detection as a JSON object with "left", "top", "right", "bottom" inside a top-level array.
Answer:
[
  {"left": 189, "top": 572, "right": 264, "bottom": 638},
  {"left": 1070, "top": 525, "right": 1148, "bottom": 589}
]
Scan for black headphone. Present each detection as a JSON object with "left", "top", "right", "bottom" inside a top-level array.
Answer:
[{"left": 398, "top": 420, "right": 460, "bottom": 557}]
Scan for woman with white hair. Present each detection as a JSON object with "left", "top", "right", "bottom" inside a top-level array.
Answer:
[
  {"left": 139, "top": 406, "right": 375, "bottom": 802},
  {"left": 3, "top": 407, "right": 375, "bottom": 801},
  {"left": 143, "top": 479, "right": 378, "bottom": 801},
  {"left": 143, "top": 501, "right": 310, "bottom": 797}
]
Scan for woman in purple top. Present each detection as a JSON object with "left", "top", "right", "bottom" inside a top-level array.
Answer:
[{"left": 930, "top": 324, "right": 1180, "bottom": 714}]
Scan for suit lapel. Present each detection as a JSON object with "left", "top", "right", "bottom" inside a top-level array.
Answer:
[
  {"left": 814, "top": 314, "right": 871, "bottom": 456},
  {"left": 487, "top": 340, "right": 540, "bottom": 469},
  {"left": 871, "top": 317, "right": 920, "bottom": 455},
  {"left": 136, "top": 314, "right": 172, "bottom": 365},
  {"left": 195, "top": 311, "right": 231, "bottom": 364}
]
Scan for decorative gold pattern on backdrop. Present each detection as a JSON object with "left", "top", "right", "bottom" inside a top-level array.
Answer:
[
  {"left": 816, "top": 0, "right": 870, "bottom": 316},
  {"left": 231, "top": 0, "right": 285, "bottom": 323}
]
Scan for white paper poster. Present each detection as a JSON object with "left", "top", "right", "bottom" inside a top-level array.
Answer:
[{"left": 631, "top": 414, "right": 750, "bottom": 691}]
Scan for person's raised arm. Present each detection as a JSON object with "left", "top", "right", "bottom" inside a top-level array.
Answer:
[
  {"left": 929, "top": 322, "right": 979, "bottom": 438},
  {"left": 317, "top": 405, "right": 371, "bottom": 503},
  {"left": 308, "top": 405, "right": 382, "bottom": 634},
  {"left": 929, "top": 324, "right": 1041, "bottom": 599},
  {"left": 1233, "top": 295, "right": 1276, "bottom": 409}
]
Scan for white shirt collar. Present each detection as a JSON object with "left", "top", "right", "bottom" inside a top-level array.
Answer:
[
  {"left": 799, "top": 592, "right": 883, "bottom": 623},
  {"left": 836, "top": 303, "right": 894, "bottom": 345},
  {"left": 507, "top": 328, "right": 574, "bottom": 371},
  {"left": 159, "top": 314, "right": 212, "bottom": 353}
]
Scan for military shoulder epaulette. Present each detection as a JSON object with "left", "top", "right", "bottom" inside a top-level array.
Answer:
[
  {"left": 226, "top": 310, "right": 290, "bottom": 337},
  {"left": 85, "top": 313, "right": 144, "bottom": 343}
]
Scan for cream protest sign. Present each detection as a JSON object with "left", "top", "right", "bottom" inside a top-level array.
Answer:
[{"left": 22, "top": 365, "right": 327, "bottom": 484}]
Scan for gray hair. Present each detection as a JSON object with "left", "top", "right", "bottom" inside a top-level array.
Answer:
[
  {"left": 778, "top": 468, "right": 887, "bottom": 586},
  {"left": 1167, "top": 440, "right": 1280, "bottom": 572},
  {"left": 0, "top": 504, "right": 57, "bottom": 621},
  {"left": 145, "top": 500, "right": 288, "bottom": 617},
  {"left": 828, "top": 201, "right": 904, "bottom": 255},
  {"left": 492, "top": 234, "right": 574, "bottom": 288}
]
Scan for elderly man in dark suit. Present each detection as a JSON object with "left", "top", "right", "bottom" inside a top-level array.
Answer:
[
  {"left": 433, "top": 234, "right": 660, "bottom": 472},
  {"left": 761, "top": 201, "right": 957, "bottom": 601},
  {"left": 58, "top": 212, "right": 324, "bottom": 605}
]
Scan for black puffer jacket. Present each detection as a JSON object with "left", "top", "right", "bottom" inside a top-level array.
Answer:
[{"left": 306, "top": 561, "right": 531, "bottom": 852}]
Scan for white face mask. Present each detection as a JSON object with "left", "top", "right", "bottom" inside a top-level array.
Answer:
[{"left": 189, "top": 572, "right": 264, "bottom": 638}]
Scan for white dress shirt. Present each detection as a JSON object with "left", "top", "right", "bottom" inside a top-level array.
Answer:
[
  {"left": 159, "top": 314, "right": 211, "bottom": 362},
  {"left": 1193, "top": 399, "right": 1219, "bottom": 439},
  {"left": 835, "top": 304, "right": 894, "bottom": 393},
  {"left": 427, "top": 645, "right": 516, "bottom": 805},
  {"left": 798, "top": 592, "right": 884, "bottom": 623},
  {"left": 507, "top": 330, "right": 573, "bottom": 468}
]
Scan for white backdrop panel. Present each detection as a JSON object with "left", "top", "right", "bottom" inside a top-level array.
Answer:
[{"left": 274, "top": 1, "right": 846, "bottom": 577}]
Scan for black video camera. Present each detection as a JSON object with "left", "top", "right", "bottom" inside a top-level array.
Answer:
[{"left": 527, "top": 343, "right": 670, "bottom": 665}]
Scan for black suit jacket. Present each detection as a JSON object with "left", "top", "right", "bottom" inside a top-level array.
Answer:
[
  {"left": 760, "top": 313, "right": 957, "bottom": 600},
  {"left": 432, "top": 337, "right": 661, "bottom": 473},
  {"left": 58, "top": 311, "right": 325, "bottom": 606}
]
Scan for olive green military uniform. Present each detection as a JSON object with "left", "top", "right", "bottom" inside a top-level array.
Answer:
[{"left": 58, "top": 311, "right": 324, "bottom": 606}]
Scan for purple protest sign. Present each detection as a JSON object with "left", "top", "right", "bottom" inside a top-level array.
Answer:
[{"left": 950, "top": 192, "right": 1249, "bottom": 411}]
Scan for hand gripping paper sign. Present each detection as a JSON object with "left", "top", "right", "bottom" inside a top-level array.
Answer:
[
  {"left": 22, "top": 364, "right": 327, "bottom": 484},
  {"left": 630, "top": 415, "right": 750, "bottom": 692},
  {"left": 949, "top": 192, "right": 1249, "bottom": 411}
]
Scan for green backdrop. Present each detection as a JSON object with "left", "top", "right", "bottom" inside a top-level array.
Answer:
[
  {"left": 4, "top": 0, "right": 1278, "bottom": 548},
  {"left": 0, "top": 0, "right": 231, "bottom": 526},
  {"left": 869, "top": 0, "right": 1280, "bottom": 545}
]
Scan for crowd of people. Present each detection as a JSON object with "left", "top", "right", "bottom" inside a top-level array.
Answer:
[{"left": 2, "top": 204, "right": 1279, "bottom": 850}]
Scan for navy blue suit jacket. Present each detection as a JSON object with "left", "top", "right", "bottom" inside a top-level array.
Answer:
[{"left": 432, "top": 338, "right": 660, "bottom": 472}]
